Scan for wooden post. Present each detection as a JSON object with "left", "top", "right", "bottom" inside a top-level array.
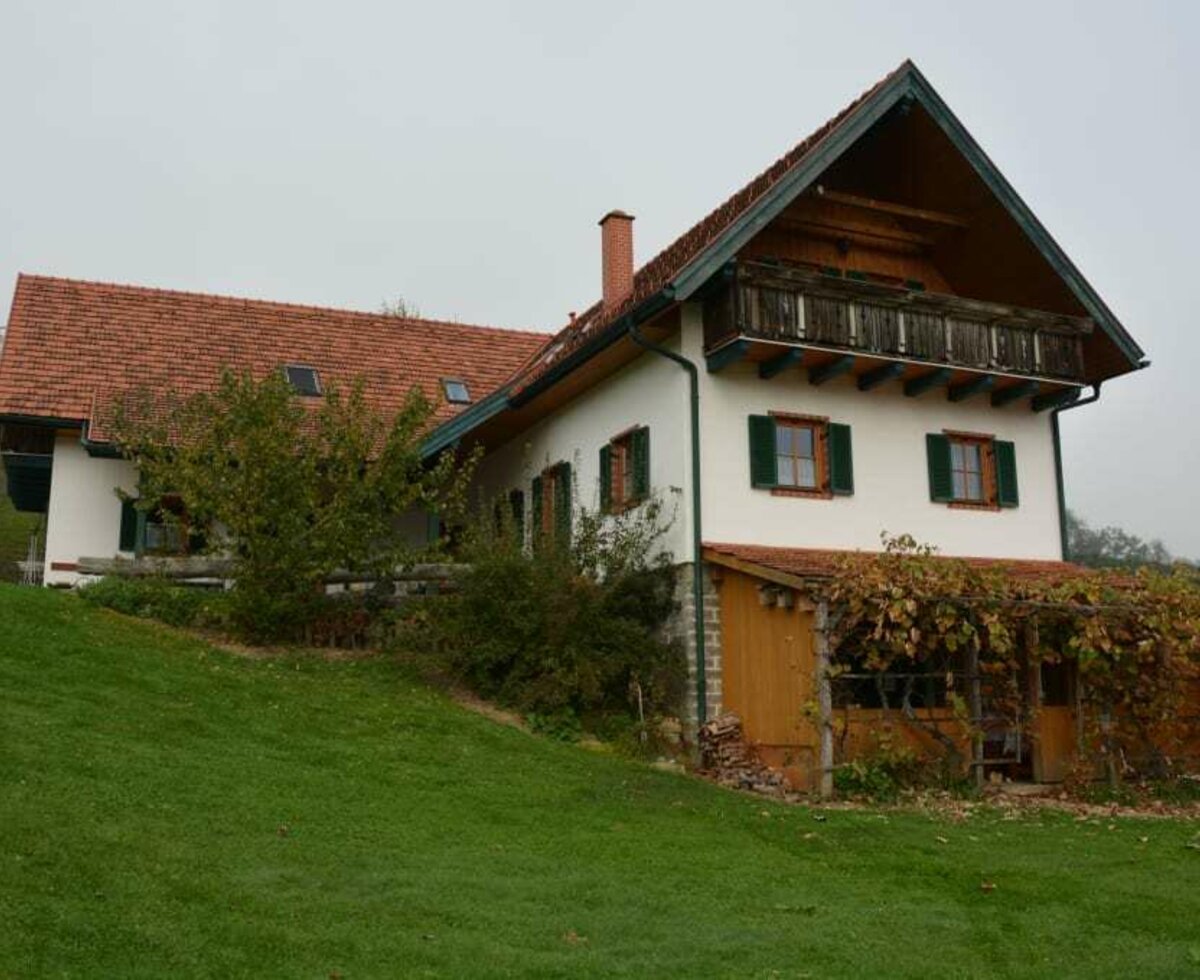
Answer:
[
  {"left": 966, "top": 640, "right": 984, "bottom": 788},
  {"left": 814, "top": 600, "right": 834, "bottom": 799}
]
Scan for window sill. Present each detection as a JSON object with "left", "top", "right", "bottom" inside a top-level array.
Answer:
[
  {"left": 947, "top": 500, "right": 1000, "bottom": 512},
  {"left": 771, "top": 487, "right": 833, "bottom": 500}
]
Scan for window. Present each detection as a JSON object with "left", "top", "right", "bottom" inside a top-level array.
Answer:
[
  {"left": 748, "top": 414, "right": 853, "bottom": 497},
  {"left": 600, "top": 426, "right": 649, "bottom": 513},
  {"left": 531, "top": 461, "right": 571, "bottom": 545},
  {"left": 950, "top": 437, "right": 987, "bottom": 503},
  {"left": 284, "top": 365, "right": 321, "bottom": 397},
  {"left": 775, "top": 419, "right": 820, "bottom": 489},
  {"left": 926, "top": 432, "right": 1019, "bottom": 508},
  {"left": 442, "top": 379, "right": 471, "bottom": 404},
  {"left": 119, "top": 495, "right": 204, "bottom": 555}
]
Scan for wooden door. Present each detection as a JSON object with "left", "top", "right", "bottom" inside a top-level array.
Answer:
[
  {"left": 1032, "top": 660, "right": 1077, "bottom": 783},
  {"left": 718, "top": 570, "right": 815, "bottom": 748}
]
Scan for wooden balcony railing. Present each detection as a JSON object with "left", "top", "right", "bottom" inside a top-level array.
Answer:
[{"left": 703, "top": 261, "right": 1090, "bottom": 383}]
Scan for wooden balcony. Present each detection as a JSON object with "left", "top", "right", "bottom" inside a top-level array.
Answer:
[{"left": 703, "top": 261, "right": 1090, "bottom": 396}]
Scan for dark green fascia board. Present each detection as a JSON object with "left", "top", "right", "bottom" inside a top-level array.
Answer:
[
  {"left": 705, "top": 339, "right": 750, "bottom": 373},
  {"left": 856, "top": 361, "right": 904, "bottom": 391},
  {"left": 423, "top": 287, "right": 678, "bottom": 459},
  {"left": 904, "top": 367, "right": 951, "bottom": 397},
  {"left": 808, "top": 355, "right": 856, "bottom": 386},
  {"left": 758, "top": 347, "right": 805, "bottom": 379},
  {"left": 668, "top": 67, "right": 916, "bottom": 301},
  {"left": 1032, "top": 387, "right": 1081, "bottom": 413},
  {"left": 990, "top": 380, "right": 1040, "bottom": 407},
  {"left": 420, "top": 386, "right": 510, "bottom": 460},
  {"left": 664, "top": 61, "right": 1143, "bottom": 370},
  {"left": 0, "top": 412, "right": 84, "bottom": 430},
  {"left": 80, "top": 423, "right": 124, "bottom": 459},
  {"left": 948, "top": 374, "right": 995, "bottom": 402},
  {"left": 508, "top": 288, "right": 677, "bottom": 411}
]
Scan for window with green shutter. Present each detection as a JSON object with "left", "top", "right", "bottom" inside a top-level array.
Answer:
[
  {"left": 531, "top": 475, "right": 543, "bottom": 544},
  {"left": 928, "top": 432, "right": 1019, "bottom": 509},
  {"left": 552, "top": 461, "right": 572, "bottom": 543},
  {"left": 748, "top": 414, "right": 853, "bottom": 497},
  {"left": 601, "top": 426, "right": 650, "bottom": 513},
  {"left": 533, "top": 462, "right": 573, "bottom": 545},
  {"left": 119, "top": 498, "right": 139, "bottom": 552}
]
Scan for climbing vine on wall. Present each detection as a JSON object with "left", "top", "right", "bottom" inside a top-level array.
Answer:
[{"left": 820, "top": 535, "right": 1200, "bottom": 783}]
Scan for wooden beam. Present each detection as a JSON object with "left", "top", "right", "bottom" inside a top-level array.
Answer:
[
  {"left": 705, "top": 339, "right": 750, "bottom": 374},
  {"left": 903, "top": 367, "right": 951, "bottom": 397},
  {"left": 757, "top": 348, "right": 805, "bottom": 379},
  {"left": 856, "top": 361, "right": 905, "bottom": 391},
  {"left": 948, "top": 374, "right": 995, "bottom": 402},
  {"left": 991, "top": 380, "right": 1040, "bottom": 407},
  {"left": 1031, "top": 387, "right": 1082, "bottom": 413},
  {"left": 808, "top": 355, "right": 856, "bottom": 386},
  {"left": 813, "top": 186, "right": 970, "bottom": 229},
  {"left": 777, "top": 217, "right": 934, "bottom": 249}
]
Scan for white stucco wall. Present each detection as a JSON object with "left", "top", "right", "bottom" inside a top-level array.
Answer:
[
  {"left": 44, "top": 433, "right": 139, "bottom": 586},
  {"left": 473, "top": 342, "right": 694, "bottom": 562},
  {"left": 678, "top": 304, "right": 1064, "bottom": 560}
]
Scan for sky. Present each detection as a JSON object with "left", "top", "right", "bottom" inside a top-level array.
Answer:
[{"left": 1, "top": 1, "right": 1197, "bottom": 557}]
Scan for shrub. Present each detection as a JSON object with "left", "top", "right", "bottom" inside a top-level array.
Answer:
[
  {"left": 79, "top": 577, "right": 229, "bottom": 630},
  {"left": 410, "top": 495, "right": 686, "bottom": 738}
]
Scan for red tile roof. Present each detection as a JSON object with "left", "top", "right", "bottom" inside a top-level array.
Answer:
[
  {"left": 511, "top": 63, "right": 908, "bottom": 395},
  {"left": 703, "top": 541, "right": 1084, "bottom": 583},
  {"left": 0, "top": 274, "right": 549, "bottom": 439}
]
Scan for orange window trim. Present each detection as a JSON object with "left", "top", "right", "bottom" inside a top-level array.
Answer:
[{"left": 943, "top": 429, "right": 998, "bottom": 507}]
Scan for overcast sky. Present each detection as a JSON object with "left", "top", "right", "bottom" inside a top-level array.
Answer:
[{"left": 2, "top": 1, "right": 1197, "bottom": 557}]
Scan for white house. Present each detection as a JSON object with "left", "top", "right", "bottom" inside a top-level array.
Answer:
[{"left": 0, "top": 62, "right": 1146, "bottom": 784}]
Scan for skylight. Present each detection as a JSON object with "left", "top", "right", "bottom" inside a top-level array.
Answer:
[
  {"left": 442, "top": 379, "right": 471, "bottom": 404},
  {"left": 284, "top": 365, "right": 322, "bottom": 397}
]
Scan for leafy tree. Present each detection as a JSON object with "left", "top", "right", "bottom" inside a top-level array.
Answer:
[
  {"left": 1066, "top": 509, "right": 1175, "bottom": 569},
  {"left": 111, "top": 369, "right": 472, "bottom": 641}
]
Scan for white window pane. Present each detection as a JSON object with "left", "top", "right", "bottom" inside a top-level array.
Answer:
[
  {"left": 950, "top": 441, "right": 965, "bottom": 469},
  {"left": 964, "top": 444, "right": 981, "bottom": 474},
  {"left": 775, "top": 425, "right": 792, "bottom": 453},
  {"left": 952, "top": 471, "right": 967, "bottom": 500},
  {"left": 776, "top": 455, "right": 793, "bottom": 486},
  {"left": 797, "top": 458, "right": 817, "bottom": 488},
  {"left": 967, "top": 472, "right": 983, "bottom": 500},
  {"left": 795, "top": 426, "right": 814, "bottom": 459}
]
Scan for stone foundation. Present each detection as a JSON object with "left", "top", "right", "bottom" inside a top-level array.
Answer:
[{"left": 671, "top": 561, "right": 723, "bottom": 733}]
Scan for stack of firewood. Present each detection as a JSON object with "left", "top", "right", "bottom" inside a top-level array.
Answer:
[{"left": 698, "top": 713, "right": 788, "bottom": 796}]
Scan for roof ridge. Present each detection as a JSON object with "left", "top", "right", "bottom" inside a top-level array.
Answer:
[{"left": 13, "top": 272, "right": 550, "bottom": 340}]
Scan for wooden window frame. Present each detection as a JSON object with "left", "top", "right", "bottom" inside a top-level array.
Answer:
[
  {"left": 769, "top": 412, "right": 832, "bottom": 499},
  {"left": 944, "top": 430, "right": 999, "bottom": 511},
  {"left": 608, "top": 426, "right": 637, "bottom": 513}
]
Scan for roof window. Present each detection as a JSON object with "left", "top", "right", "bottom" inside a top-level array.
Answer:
[
  {"left": 284, "top": 365, "right": 321, "bottom": 397},
  {"left": 442, "top": 379, "right": 471, "bottom": 404}
]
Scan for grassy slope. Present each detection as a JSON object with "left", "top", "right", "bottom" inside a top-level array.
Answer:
[{"left": 1, "top": 587, "right": 1197, "bottom": 979}]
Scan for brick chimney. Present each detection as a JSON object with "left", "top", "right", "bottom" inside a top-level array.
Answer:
[{"left": 599, "top": 210, "right": 635, "bottom": 310}]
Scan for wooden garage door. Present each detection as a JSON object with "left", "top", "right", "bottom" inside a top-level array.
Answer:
[{"left": 719, "top": 569, "right": 815, "bottom": 748}]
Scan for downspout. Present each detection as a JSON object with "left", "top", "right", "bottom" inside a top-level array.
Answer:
[
  {"left": 627, "top": 309, "right": 707, "bottom": 726},
  {"left": 1051, "top": 384, "right": 1102, "bottom": 561}
]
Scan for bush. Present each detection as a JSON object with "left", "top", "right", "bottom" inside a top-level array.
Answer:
[
  {"left": 79, "top": 577, "right": 229, "bottom": 630},
  {"left": 410, "top": 495, "right": 686, "bottom": 739}
]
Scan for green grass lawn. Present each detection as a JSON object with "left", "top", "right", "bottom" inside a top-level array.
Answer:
[{"left": 1, "top": 585, "right": 1197, "bottom": 979}]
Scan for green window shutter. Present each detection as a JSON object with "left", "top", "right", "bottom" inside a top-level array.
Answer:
[
  {"left": 748, "top": 415, "right": 777, "bottom": 488},
  {"left": 632, "top": 426, "right": 650, "bottom": 500},
  {"left": 994, "top": 440, "right": 1019, "bottom": 508},
  {"left": 554, "top": 462, "right": 572, "bottom": 542},
  {"left": 926, "top": 434, "right": 953, "bottom": 502},
  {"left": 599, "top": 443, "right": 612, "bottom": 513},
  {"left": 531, "top": 476, "right": 543, "bottom": 542},
  {"left": 119, "top": 499, "right": 138, "bottom": 552},
  {"left": 827, "top": 423, "right": 854, "bottom": 496},
  {"left": 509, "top": 489, "right": 525, "bottom": 533}
]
